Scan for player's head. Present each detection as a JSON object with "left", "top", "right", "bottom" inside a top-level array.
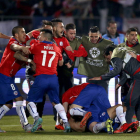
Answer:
[
  {"left": 51, "top": 18, "right": 64, "bottom": 38},
  {"left": 103, "top": 44, "right": 116, "bottom": 63},
  {"left": 42, "top": 20, "right": 53, "bottom": 31},
  {"left": 89, "top": 26, "right": 100, "bottom": 44},
  {"left": 12, "top": 26, "right": 26, "bottom": 43},
  {"left": 39, "top": 29, "right": 53, "bottom": 42},
  {"left": 126, "top": 27, "right": 138, "bottom": 45},
  {"left": 107, "top": 21, "right": 117, "bottom": 36},
  {"left": 65, "top": 23, "right": 76, "bottom": 41}
]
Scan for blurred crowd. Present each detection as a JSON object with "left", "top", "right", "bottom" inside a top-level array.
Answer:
[{"left": 0, "top": 0, "right": 140, "bottom": 18}]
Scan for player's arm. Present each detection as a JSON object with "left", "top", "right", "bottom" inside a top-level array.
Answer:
[
  {"left": 14, "top": 51, "right": 36, "bottom": 72},
  {"left": 0, "top": 32, "right": 11, "bottom": 39},
  {"left": 101, "top": 57, "right": 123, "bottom": 81},
  {"left": 10, "top": 44, "right": 31, "bottom": 55},
  {"left": 27, "top": 28, "right": 42, "bottom": 38},
  {"left": 73, "top": 44, "right": 88, "bottom": 57}
]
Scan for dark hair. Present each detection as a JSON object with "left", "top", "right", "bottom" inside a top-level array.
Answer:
[
  {"left": 126, "top": 27, "right": 138, "bottom": 35},
  {"left": 40, "top": 29, "right": 53, "bottom": 41},
  {"left": 104, "top": 44, "right": 116, "bottom": 56},
  {"left": 89, "top": 26, "right": 99, "bottom": 33},
  {"left": 65, "top": 23, "right": 76, "bottom": 31},
  {"left": 51, "top": 18, "right": 62, "bottom": 27},
  {"left": 107, "top": 21, "right": 117, "bottom": 27},
  {"left": 42, "top": 20, "right": 52, "bottom": 27},
  {"left": 71, "top": 115, "right": 83, "bottom": 123},
  {"left": 12, "top": 26, "right": 24, "bottom": 36}
]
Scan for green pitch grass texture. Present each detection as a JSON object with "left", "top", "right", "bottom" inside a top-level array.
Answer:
[{"left": 0, "top": 116, "right": 140, "bottom": 140}]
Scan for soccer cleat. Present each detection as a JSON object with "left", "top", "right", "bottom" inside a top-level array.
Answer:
[
  {"left": 24, "top": 124, "right": 33, "bottom": 132},
  {"left": 37, "top": 124, "right": 45, "bottom": 131},
  {"left": 131, "top": 121, "right": 139, "bottom": 133},
  {"left": 0, "top": 128, "right": 6, "bottom": 133},
  {"left": 80, "top": 112, "right": 92, "bottom": 128},
  {"left": 114, "top": 122, "right": 136, "bottom": 133},
  {"left": 31, "top": 117, "right": 43, "bottom": 133},
  {"left": 55, "top": 124, "right": 64, "bottom": 130},
  {"left": 105, "top": 118, "right": 113, "bottom": 134},
  {"left": 63, "top": 122, "right": 71, "bottom": 132}
]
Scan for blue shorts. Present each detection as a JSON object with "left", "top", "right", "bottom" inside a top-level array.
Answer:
[
  {"left": 73, "top": 84, "right": 111, "bottom": 110},
  {"left": 0, "top": 73, "right": 21, "bottom": 105},
  {"left": 26, "top": 74, "right": 60, "bottom": 104}
]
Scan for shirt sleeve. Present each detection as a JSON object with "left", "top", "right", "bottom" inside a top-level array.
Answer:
[
  {"left": 32, "top": 30, "right": 40, "bottom": 39},
  {"left": 118, "top": 71, "right": 128, "bottom": 86},
  {"left": 101, "top": 57, "right": 123, "bottom": 81},
  {"left": 29, "top": 44, "right": 36, "bottom": 54},
  {"left": 137, "top": 55, "right": 140, "bottom": 62},
  {"left": 62, "top": 88, "right": 73, "bottom": 103},
  {"left": 73, "top": 44, "right": 88, "bottom": 57}
]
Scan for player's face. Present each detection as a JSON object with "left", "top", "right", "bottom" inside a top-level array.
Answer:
[
  {"left": 38, "top": 32, "right": 45, "bottom": 41},
  {"left": 16, "top": 28, "right": 26, "bottom": 43},
  {"left": 126, "top": 31, "right": 138, "bottom": 45},
  {"left": 107, "top": 23, "right": 117, "bottom": 36},
  {"left": 55, "top": 22, "right": 65, "bottom": 37},
  {"left": 66, "top": 29, "right": 76, "bottom": 41},
  {"left": 105, "top": 51, "right": 112, "bottom": 64},
  {"left": 89, "top": 31, "right": 100, "bottom": 44}
]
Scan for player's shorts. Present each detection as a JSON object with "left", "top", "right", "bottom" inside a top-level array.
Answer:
[
  {"left": 0, "top": 73, "right": 21, "bottom": 105},
  {"left": 73, "top": 84, "right": 111, "bottom": 110},
  {"left": 26, "top": 74, "right": 60, "bottom": 104}
]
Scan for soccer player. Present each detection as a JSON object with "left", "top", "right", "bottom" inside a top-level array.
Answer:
[
  {"left": 0, "top": 26, "right": 35, "bottom": 132},
  {"left": 78, "top": 26, "right": 113, "bottom": 92},
  {"left": 62, "top": 83, "right": 138, "bottom": 133},
  {"left": 89, "top": 45, "right": 140, "bottom": 125},
  {"left": 102, "top": 21, "right": 125, "bottom": 45},
  {"left": 14, "top": 29, "right": 71, "bottom": 133},
  {"left": 25, "top": 20, "right": 54, "bottom": 131}
]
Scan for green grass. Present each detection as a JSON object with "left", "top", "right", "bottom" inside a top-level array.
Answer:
[{"left": 0, "top": 116, "right": 140, "bottom": 140}]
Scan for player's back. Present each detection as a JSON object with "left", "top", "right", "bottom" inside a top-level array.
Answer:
[{"left": 30, "top": 41, "right": 62, "bottom": 76}]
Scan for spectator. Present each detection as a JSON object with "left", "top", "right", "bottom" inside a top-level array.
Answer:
[{"left": 53, "top": 0, "right": 63, "bottom": 18}]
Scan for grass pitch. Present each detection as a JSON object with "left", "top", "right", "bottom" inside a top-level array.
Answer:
[{"left": 0, "top": 116, "right": 140, "bottom": 140}]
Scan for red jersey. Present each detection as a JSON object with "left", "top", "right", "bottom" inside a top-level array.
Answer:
[
  {"left": 32, "top": 31, "right": 74, "bottom": 61},
  {"left": 0, "top": 35, "right": 30, "bottom": 77},
  {"left": 0, "top": 35, "right": 30, "bottom": 65},
  {"left": 62, "top": 83, "right": 89, "bottom": 104},
  {"left": 30, "top": 41, "right": 62, "bottom": 76}
]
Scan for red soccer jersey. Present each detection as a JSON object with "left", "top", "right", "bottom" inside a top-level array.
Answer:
[
  {"left": 32, "top": 31, "right": 74, "bottom": 61},
  {"left": 0, "top": 35, "right": 30, "bottom": 77},
  {"left": 0, "top": 35, "right": 30, "bottom": 65},
  {"left": 62, "top": 83, "right": 90, "bottom": 104},
  {"left": 30, "top": 41, "right": 62, "bottom": 76}
]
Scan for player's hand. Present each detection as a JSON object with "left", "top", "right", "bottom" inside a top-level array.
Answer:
[
  {"left": 21, "top": 47, "right": 31, "bottom": 55},
  {"left": 89, "top": 77, "right": 101, "bottom": 80},
  {"left": 116, "top": 84, "right": 121, "bottom": 90},
  {"left": 65, "top": 62, "right": 72, "bottom": 68},
  {"left": 30, "top": 61, "right": 36, "bottom": 72},
  {"left": 65, "top": 46, "right": 73, "bottom": 53},
  {"left": 129, "top": 51, "right": 137, "bottom": 58}
]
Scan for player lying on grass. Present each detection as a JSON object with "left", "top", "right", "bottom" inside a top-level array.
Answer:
[
  {"left": 14, "top": 29, "right": 71, "bottom": 133},
  {"left": 61, "top": 83, "right": 138, "bottom": 133}
]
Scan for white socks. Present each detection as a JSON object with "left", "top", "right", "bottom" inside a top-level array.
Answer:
[
  {"left": 116, "top": 106, "right": 126, "bottom": 125},
  {"left": 54, "top": 103, "right": 68, "bottom": 123},
  {"left": 0, "top": 105, "right": 10, "bottom": 120},
  {"left": 16, "top": 101, "right": 28, "bottom": 125},
  {"left": 27, "top": 102, "right": 39, "bottom": 119},
  {"left": 70, "top": 108, "right": 87, "bottom": 116},
  {"left": 93, "top": 122, "right": 106, "bottom": 133}
]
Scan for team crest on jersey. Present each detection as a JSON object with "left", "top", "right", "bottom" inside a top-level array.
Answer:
[
  {"left": 30, "top": 81, "right": 34, "bottom": 85},
  {"left": 89, "top": 47, "right": 100, "bottom": 58},
  {"left": 14, "top": 91, "right": 18, "bottom": 95},
  {"left": 59, "top": 41, "right": 63, "bottom": 46}
]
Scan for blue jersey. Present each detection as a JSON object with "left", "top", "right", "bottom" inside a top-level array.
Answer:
[{"left": 102, "top": 33, "right": 124, "bottom": 45}]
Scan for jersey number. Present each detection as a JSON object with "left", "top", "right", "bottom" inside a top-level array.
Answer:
[{"left": 41, "top": 51, "right": 56, "bottom": 67}]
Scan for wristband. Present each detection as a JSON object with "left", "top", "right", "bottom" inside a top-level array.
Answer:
[{"left": 27, "top": 59, "right": 32, "bottom": 63}]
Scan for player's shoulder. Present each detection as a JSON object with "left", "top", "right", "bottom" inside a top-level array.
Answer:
[
  {"left": 102, "top": 38, "right": 113, "bottom": 44},
  {"left": 117, "top": 42, "right": 125, "bottom": 47},
  {"left": 9, "top": 37, "right": 18, "bottom": 44}
]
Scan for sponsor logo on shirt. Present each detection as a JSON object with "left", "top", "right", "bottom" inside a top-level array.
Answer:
[
  {"left": 86, "top": 57, "right": 103, "bottom": 67},
  {"left": 60, "top": 41, "right": 63, "bottom": 46},
  {"left": 89, "top": 47, "right": 100, "bottom": 58}
]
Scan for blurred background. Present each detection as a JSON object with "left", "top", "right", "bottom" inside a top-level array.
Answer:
[{"left": 0, "top": 0, "right": 139, "bottom": 115}]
